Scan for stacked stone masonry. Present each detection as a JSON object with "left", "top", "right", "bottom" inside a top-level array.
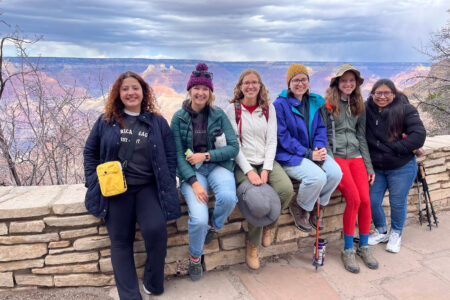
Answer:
[{"left": 0, "top": 135, "right": 449, "bottom": 288}]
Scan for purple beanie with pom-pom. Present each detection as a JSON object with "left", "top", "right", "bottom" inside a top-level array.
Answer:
[{"left": 187, "top": 62, "right": 214, "bottom": 92}]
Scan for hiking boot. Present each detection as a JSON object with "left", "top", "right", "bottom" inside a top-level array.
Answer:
[
  {"left": 368, "top": 229, "right": 390, "bottom": 245},
  {"left": 189, "top": 258, "right": 203, "bottom": 281},
  {"left": 262, "top": 226, "right": 275, "bottom": 247},
  {"left": 357, "top": 246, "right": 379, "bottom": 269},
  {"left": 246, "top": 241, "right": 260, "bottom": 270},
  {"left": 142, "top": 284, "right": 152, "bottom": 295},
  {"left": 289, "top": 201, "right": 312, "bottom": 232},
  {"left": 386, "top": 231, "right": 402, "bottom": 253},
  {"left": 341, "top": 248, "right": 360, "bottom": 273},
  {"left": 309, "top": 204, "right": 324, "bottom": 231}
]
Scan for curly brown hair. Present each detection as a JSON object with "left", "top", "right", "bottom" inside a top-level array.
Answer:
[
  {"left": 104, "top": 71, "right": 159, "bottom": 126},
  {"left": 229, "top": 69, "right": 270, "bottom": 109},
  {"left": 325, "top": 70, "right": 364, "bottom": 118}
]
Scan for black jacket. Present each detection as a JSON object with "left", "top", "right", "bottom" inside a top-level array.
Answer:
[
  {"left": 365, "top": 97, "right": 426, "bottom": 170},
  {"left": 83, "top": 111, "right": 181, "bottom": 220}
]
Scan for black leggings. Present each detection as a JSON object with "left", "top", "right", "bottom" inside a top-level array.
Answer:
[{"left": 106, "top": 184, "right": 167, "bottom": 299}]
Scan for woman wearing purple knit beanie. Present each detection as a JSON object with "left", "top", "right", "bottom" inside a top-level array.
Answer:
[{"left": 171, "top": 63, "right": 239, "bottom": 281}]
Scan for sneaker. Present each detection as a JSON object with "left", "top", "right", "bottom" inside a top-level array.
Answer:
[
  {"left": 309, "top": 204, "right": 324, "bottom": 231},
  {"left": 357, "top": 246, "right": 379, "bottom": 269},
  {"left": 386, "top": 231, "right": 402, "bottom": 253},
  {"left": 262, "top": 226, "right": 274, "bottom": 247},
  {"left": 189, "top": 258, "right": 203, "bottom": 281},
  {"left": 289, "top": 201, "right": 312, "bottom": 232},
  {"left": 246, "top": 241, "right": 260, "bottom": 270},
  {"left": 341, "top": 248, "right": 360, "bottom": 273},
  {"left": 142, "top": 284, "right": 152, "bottom": 295},
  {"left": 368, "top": 229, "right": 389, "bottom": 245}
]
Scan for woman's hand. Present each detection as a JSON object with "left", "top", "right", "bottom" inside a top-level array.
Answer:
[
  {"left": 312, "top": 147, "right": 327, "bottom": 161},
  {"left": 247, "top": 170, "right": 263, "bottom": 186},
  {"left": 369, "top": 173, "right": 376, "bottom": 186},
  {"left": 192, "top": 181, "right": 208, "bottom": 204},
  {"left": 186, "top": 153, "right": 206, "bottom": 165},
  {"left": 260, "top": 170, "right": 269, "bottom": 184}
]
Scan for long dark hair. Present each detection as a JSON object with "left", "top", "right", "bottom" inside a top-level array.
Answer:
[
  {"left": 368, "top": 79, "right": 404, "bottom": 141},
  {"left": 104, "top": 71, "right": 159, "bottom": 127}
]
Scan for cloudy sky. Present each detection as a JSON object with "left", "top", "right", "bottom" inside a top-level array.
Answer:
[{"left": 1, "top": 0, "right": 448, "bottom": 62}]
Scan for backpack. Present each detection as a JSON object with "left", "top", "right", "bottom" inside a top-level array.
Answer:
[{"left": 234, "top": 101, "right": 269, "bottom": 143}]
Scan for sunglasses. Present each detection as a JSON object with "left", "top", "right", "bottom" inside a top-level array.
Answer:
[{"left": 192, "top": 71, "right": 213, "bottom": 79}]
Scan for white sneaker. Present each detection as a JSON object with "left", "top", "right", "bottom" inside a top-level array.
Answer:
[
  {"left": 368, "top": 229, "right": 390, "bottom": 245},
  {"left": 143, "top": 284, "right": 152, "bottom": 295},
  {"left": 386, "top": 231, "right": 402, "bottom": 253}
]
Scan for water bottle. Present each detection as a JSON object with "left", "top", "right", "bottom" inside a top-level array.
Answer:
[
  {"left": 212, "top": 128, "right": 226, "bottom": 149},
  {"left": 185, "top": 148, "right": 202, "bottom": 169},
  {"left": 313, "top": 238, "right": 327, "bottom": 266}
]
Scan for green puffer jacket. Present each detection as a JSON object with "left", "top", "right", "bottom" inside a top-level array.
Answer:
[
  {"left": 171, "top": 102, "right": 239, "bottom": 183},
  {"left": 320, "top": 98, "right": 374, "bottom": 174}
]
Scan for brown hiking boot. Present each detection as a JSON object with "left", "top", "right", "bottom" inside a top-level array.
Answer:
[
  {"left": 262, "top": 226, "right": 274, "bottom": 247},
  {"left": 246, "top": 241, "right": 260, "bottom": 270},
  {"left": 309, "top": 204, "right": 324, "bottom": 231},
  {"left": 341, "top": 248, "right": 360, "bottom": 273},
  {"left": 289, "top": 201, "right": 312, "bottom": 232},
  {"left": 357, "top": 246, "right": 379, "bottom": 269}
]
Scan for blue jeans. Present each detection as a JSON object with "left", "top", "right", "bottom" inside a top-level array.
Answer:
[
  {"left": 370, "top": 158, "right": 417, "bottom": 235},
  {"left": 181, "top": 163, "right": 238, "bottom": 257},
  {"left": 283, "top": 155, "right": 342, "bottom": 211}
]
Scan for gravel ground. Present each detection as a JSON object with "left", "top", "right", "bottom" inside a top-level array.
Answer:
[{"left": 0, "top": 287, "right": 116, "bottom": 300}]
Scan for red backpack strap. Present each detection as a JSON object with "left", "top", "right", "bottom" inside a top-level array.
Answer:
[
  {"left": 234, "top": 102, "right": 242, "bottom": 143},
  {"left": 262, "top": 105, "right": 269, "bottom": 121}
]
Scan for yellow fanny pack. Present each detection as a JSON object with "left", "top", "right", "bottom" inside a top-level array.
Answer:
[{"left": 96, "top": 161, "right": 127, "bottom": 197}]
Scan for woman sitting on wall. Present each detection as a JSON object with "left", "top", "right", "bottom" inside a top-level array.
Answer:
[{"left": 171, "top": 63, "right": 239, "bottom": 281}]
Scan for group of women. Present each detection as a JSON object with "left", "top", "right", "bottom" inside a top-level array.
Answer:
[{"left": 83, "top": 62, "right": 426, "bottom": 299}]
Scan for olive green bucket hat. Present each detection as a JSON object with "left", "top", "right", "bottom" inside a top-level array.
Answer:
[{"left": 330, "top": 64, "right": 364, "bottom": 87}]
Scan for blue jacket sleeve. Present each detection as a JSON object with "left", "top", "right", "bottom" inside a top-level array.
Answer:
[{"left": 311, "top": 110, "right": 327, "bottom": 149}]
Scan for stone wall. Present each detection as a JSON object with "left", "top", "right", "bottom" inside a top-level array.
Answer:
[{"left": 0, "top": 136, "right": 449, "bottom": 288}]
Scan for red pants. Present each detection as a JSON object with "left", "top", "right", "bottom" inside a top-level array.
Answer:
[{"left": 335, "top": 157, "right": 371, "bottom": 236}]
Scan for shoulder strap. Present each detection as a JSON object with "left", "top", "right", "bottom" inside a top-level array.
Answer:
[
  {"left": 262, "top": 106, "right": 269, "bottom": 121},
  {"left": 325, "top": 98, "right": 336, "bottom": 154},
  {"left": 234, "top": 102, "right": 243, "bottom": 143},
  {"left": 122, "top": 121, "right": 140, "bottom": 169}
]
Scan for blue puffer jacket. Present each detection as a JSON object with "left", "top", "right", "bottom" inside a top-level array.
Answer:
[
  {"left": 83, "top": 112, "right": 181, "bottom": 221},
  {"left": 273, "top": 91, "right": 327, "bottom": 166}
]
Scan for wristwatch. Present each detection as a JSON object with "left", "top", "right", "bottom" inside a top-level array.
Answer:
[{"left": 205, "top": 152, "right": 210, "bottom": 162}]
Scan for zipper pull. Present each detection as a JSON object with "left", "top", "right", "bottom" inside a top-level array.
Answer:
[{"left": 376, "top": 119, "right": 378, "bottom": 126}]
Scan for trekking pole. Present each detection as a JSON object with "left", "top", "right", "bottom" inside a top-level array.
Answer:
[
  {"left": 416, "top": 172, "right": 423, "bottom": 226},
  {"left": 418, "top": 163, "right": 439, "bottom": 228},
  {"left": 313, "top": 196, "right": 321, "bottom": 271}
]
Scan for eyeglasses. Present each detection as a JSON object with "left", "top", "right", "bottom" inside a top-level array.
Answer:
[
  {"left": 242, "top": 81, "right": 260, "bottom": 87},
  {"left": 373, "top": 91, "right": 393, "bottom": 97},
  {"left": 192, "top": 71, "right": 213, "bottom": 79},
  {"left": 291, "top": 78, "right": 308, "bottom": 85}
]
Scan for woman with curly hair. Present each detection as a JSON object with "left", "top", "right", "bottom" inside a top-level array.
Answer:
[
  {"left": 84, "top": 71, "right": 180, "bottom": 299},
  {"left": 322, "top": 64, "right": 377, "bottom": 273},
  {"left": 225, "top": 69, "right": 293, "bottom": 270}
]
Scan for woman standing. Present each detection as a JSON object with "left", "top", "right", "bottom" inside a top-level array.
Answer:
[
  {"left": 171, "top": 63, "right": 239, "bottom": 281},
  {"left": 226, "top": 69, "right": 294, "bottom": 270},
  {"left": 322, "top": 64, "right": 377, "bottom": 273},
  {"left": 84, "top": 71, "right": 181, "bottom": 299},
  {"left": 274, "top": 64, "right": 342, "bottom": 232},
  {"left": 366, "top": 79, "right": 426, "bottom": 253}
]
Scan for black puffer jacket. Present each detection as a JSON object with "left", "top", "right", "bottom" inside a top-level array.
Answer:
[
  {"left": 83, "top": 112, "right": 181, "bottom": 220},
  {"left": 365, "top": 96, "right": 426, "bottom": 170}
]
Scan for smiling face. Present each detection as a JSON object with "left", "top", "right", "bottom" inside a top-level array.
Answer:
[
  {"left": 119, "top": 77, "right": 143, "bottom": 113},
  {"left": 189, "top": 85, "right": 211, "bottom": 111},
  {"left": 338, "top": 71, "right": 356, "bottom": 98},
  {"left": 240, "top": 73, "right": 260, "bottom": 103},
  {"left": 289, "top": 72, "right": 309, "bottom": 100},
  {"left": 372, "top": 84, "right": 395, "bottom": 108}
]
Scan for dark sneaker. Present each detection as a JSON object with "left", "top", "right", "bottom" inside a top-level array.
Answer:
[
  {"left": 341, "top": 248, "right": 360, "bottom": 273},
  {"left": 204, "top": 228, "right": 217, "bottom": 245},
  {"left": 189, "top": 258, "right": 203, "bottom": 281},
  {"left": 357, "top": 246, "right": 379, "bottom": 269},
  {"left": 309, "top": 204, "right": 324, "bottom": 231},
  {"left": 289, "top": 200, "right": 312, "bottom": 232},
  {"left": 142, "top": 284, "right": 152, "bottom": 295}
]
